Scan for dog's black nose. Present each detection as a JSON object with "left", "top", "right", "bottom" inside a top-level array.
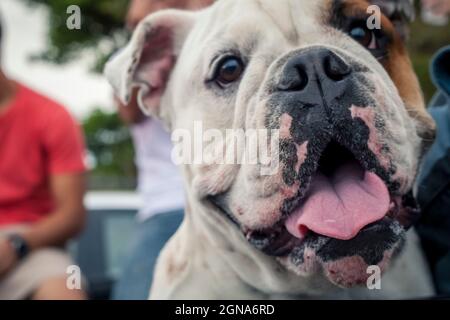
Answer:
[{"left": 277, "top": 47, "right": 352, "bottom": 105}]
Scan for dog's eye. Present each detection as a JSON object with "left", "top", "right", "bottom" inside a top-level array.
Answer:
[
  {"left": 349, "top": 25, "right": 377, "bottom": 50},
  {"left": 214, "top": 56, "right": 244, "bottom": 87}
]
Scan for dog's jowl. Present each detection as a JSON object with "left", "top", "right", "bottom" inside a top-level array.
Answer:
[{"left": 105, "top": 0, "right": 436, "bottom": 299}]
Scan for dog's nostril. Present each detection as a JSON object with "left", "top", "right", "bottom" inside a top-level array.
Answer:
[
  {"left": 278, "top": 65, "right": 309, "bottom": 91},
  {"left": 323, "top": 54, "right": 352, "bottom": 82},
  {"left": 294, "top": 66, "right": 309, "bottom": 91}
]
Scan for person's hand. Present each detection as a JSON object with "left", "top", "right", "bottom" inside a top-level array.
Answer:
[
  {"left": 0, "top": 238, "right": 18, "bottom": 278},
  {"left": 422, "top": 0, "right": 450, "bottom": 16}
]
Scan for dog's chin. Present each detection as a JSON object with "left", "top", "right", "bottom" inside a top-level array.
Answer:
[
  {"left": 282, "top": 218, "right": 406, "bottom": 288},
  {"left": 246, "top": 219, "right": 408, "bottom": 288},
  {"left": 245, "top": 217, "right": 406, "bottom": 288}
]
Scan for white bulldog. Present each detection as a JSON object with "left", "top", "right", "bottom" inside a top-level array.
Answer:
[{"left": 105, "top": 0, "right": 437, "bottom": 299}]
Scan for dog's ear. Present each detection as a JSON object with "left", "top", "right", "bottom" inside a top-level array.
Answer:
[
  {"left": 104, "top": 10, "right": 197, "bottom": 116},
  {"left": 369, "top": 0, "right": 415, "bottom": 40}
]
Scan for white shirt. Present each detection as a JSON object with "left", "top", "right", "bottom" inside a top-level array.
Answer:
[{"left": 130, "top": 118, "right": 185, "bottom": 221}]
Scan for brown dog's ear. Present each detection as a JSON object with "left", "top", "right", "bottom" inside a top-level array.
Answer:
[
  {"left": 104, "top": 10, "right": 198, "bottom": 116},
  {"left": 370, "top": 0, "right": 415, "bottom": 40}
]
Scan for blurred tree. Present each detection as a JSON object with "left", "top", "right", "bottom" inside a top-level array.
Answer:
[
  {"left": 21, "top": 0, "right": 130, "bottom": 72},
  {"left": 20, "top": 1, "right": 137, "bottom": 189},
  {"left": 83, "top": 109, "right": 136, "bottom": 190}
]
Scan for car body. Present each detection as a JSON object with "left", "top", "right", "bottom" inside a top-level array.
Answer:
[{"left": 70, "top": 191, "right": 141, "bottom": 299}]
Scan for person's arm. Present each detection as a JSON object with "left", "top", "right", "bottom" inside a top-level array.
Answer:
[
  {"left": 116, "top": 88, "right": 146, "bottom": 125},
  {"left": 0, "top": 173, "right": 86, "bottom": 287},
  {"left": 20, "top": 173, "right": 86, "bottom": 250}
]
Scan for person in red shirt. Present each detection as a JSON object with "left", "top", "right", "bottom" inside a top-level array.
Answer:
[{"left": 0, "top": 18, "right": 87, "bottom": 300}]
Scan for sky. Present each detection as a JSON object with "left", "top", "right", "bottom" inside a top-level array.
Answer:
[{"left": 0, "top": 0, "right": 115, "bottom": 120}]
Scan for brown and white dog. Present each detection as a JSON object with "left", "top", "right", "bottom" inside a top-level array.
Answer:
[{"left": 105, "top": 0, "right": 436, "bottom": 299}]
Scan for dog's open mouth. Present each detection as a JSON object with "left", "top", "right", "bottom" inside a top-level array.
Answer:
[
  {"left": 243, "top": 140, "right": 418, "bottom": 258},
  {"left": 284, "top": 141, "right": 390, "bottom": 241}
]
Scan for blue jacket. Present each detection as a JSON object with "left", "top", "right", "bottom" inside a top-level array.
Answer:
[{"left": 417, "top": 45, "right": 450, "bottom": 296}]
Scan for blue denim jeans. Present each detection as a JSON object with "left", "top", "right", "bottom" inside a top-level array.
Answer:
[{"left": 112, "top": 210, "right": 184, "bottom": 300}]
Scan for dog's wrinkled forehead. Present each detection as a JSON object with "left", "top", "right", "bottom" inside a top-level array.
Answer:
[
  {"left": 192, "top": 0, "right": 327, "bottom": 55},
  {"left": 215, "top": 0, "right": 325, "bottom": 34}
]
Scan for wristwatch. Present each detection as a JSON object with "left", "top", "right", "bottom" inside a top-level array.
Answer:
[{"left": 7, "top": 234, "right": 30, "bottom": 260}]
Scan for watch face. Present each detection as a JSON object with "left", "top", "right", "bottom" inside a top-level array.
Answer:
[{"left": 9, "top": 235, "right": 29, "bottom": 259}]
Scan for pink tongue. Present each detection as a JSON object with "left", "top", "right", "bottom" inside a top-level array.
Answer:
[{"left": 285, "top": 163, "right": 390, "bottom": 240}]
